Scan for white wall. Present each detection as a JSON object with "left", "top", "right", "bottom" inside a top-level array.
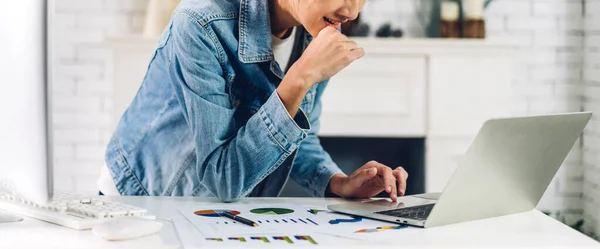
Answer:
[
  {"left": 50, "top": 0, "right": 591, "bottom": 229},
  {"left": 583, "top": 0, "right": 600, "bottom": 240},
  {"left": 51, "top": 0, "right": 147, "bottom": 194}
]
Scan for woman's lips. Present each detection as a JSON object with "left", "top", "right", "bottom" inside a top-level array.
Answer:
[{"left": 324, "top": 17, "right": 342, "bottom": 29}]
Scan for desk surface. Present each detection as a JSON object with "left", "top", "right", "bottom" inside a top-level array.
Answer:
[{"left": 1, "top": 196, "right": 599, "bottom": 249}]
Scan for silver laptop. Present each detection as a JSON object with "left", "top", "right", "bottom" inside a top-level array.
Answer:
[{"left": 328, "top": 112, "right": 592, "bottom": 228}]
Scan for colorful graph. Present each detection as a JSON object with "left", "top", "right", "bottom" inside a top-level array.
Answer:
[
  {"left": 193, "top": 209, "right": 240, "bottom": 217},
  {"left": 307, "top": 209, "right": 328, "bottom": 215},
  {"left": 228, "top": 237, "right": 247, "bottom": 242},
  {"left": 329, "top": 217, "right": 363, "bottom": 224},
  {"left": 215, "top": 217, "right": 318, "bottom": 226},
  {"left": 354, "top": 225, "right": 408, "bottom": 233},
  {"left": 273, "top": 236, "right": 293, "bottom": 244},
  {"left": 251, "top": 236, "right": 270, "bottom": 243},
  {"left": 207, "top": 236, "right": 318, "bottom": 245},
  {"left": 250, "top": 208, "right": 294, "bottom": 215},
  {"left": 295, "top": 235, "right": 317, "bottom": 245}
]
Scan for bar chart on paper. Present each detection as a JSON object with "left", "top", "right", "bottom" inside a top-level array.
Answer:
[
  {"left": 173, "top": 214, "right": 324, "bottom": 248},
  {"left": 202, "top": 235, "right": 320, "bottom": 246},
  {"left": 212, "top": 216, "right": 320, "bottom": 227},
  {"left": 179, "top": 205, "right": 328, "bottom": 238}
]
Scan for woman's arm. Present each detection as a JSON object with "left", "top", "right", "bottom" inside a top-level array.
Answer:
[
  {"left": 278, "top": 27, "right": 364, "bottom": 117},
  {"left": 168, "top": 12, "right": 311, "bottom": 202}
]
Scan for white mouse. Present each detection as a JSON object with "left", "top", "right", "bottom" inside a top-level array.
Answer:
[{"left": 92, "top": 217, "right": 163, "bottom": 241}]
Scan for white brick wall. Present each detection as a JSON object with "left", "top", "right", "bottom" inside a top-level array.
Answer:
[
  {"left": 488, "top": 0, "right": 587, "bottom": 229},
  {"left": 52, "top": 1, "right": 593, "bottom": 232},
  {"left": 583, "top": 0, "right": 600, "bottom": 240},
  {"left": 51, "top": 0, "right": 147, "bottom": 194}
]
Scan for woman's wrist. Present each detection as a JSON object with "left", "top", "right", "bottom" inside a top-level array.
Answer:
[
  {"left": 327, "top": 173, "right": 348, "bottom": 197},
  {"left": 276, "top": 73, "right": 312, "bottom": 117},
  {"left": 287, "top": 60, "right": 319, "bottom": 89}
]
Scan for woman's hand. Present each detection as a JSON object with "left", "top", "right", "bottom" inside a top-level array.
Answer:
[
  {"left": 328, "top": 161, "right": 409, "bottom": 202},
  {"left": 277, "top": 26, "right": 364, "bottom": 117},
  {"left": 288, "top": 26, "right": 365, "bottom": 87}
]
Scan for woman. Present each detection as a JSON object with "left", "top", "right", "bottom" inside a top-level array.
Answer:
[{"left": 99, "top": 0, "right": 409, "bottom": 202}]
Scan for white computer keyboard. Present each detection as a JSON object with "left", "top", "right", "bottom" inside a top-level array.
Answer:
[{"left": 0, "top": 192, "right": 155, "bottom": 230}]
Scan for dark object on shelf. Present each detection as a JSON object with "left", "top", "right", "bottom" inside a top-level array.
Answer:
[
  {"left": 391, "top": 29, "right": 404, "bottom": 38},
  {"left": 463, "top": 19, "right": 485, "bottom": 39},
  {"left": 375, "top": 23, "right": 392, "bottom": 37},
  {"left": 352, "top": 23, "right": 370, "bottom": 37},
  {"left": 440, "top": 20, "right": 461, "bottom": 38},
  {"left": 375, "top": 23, "right": 403, "bottom": 38}
]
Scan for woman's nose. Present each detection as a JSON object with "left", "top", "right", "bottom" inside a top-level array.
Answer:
[{"left": 338, "top": 0, "right": 362, "bottom": 21}]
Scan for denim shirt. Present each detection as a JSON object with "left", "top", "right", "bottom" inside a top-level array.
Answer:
[{"left": 105, "top": 0, "right": 344, "bottom": 202}]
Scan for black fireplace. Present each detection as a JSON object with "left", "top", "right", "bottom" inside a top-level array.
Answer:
[{"left": 279, "top": 137, "right": 425, "bottom": 197}]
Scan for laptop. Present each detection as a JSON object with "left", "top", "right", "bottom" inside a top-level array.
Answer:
[{"left": 328, "top": 112, "right": 592, "bottom": 228}]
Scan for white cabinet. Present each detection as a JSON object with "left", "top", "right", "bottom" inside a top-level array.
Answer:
[
  {"left": 321, "top": 56, "right": 426, "bottom": 137},
  {"left": 428, "top": 56, "right": 513, "bottom": 137},
  {"left": 107, "top": 37, "right": 516, "bottom": 193}
]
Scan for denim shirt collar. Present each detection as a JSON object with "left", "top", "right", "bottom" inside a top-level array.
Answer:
[
  {"left": 238, "top": 0, "right": 274, "bottom": 63},
  {"left": 238, "top": 0, "right": 313, "bottom": 64}
]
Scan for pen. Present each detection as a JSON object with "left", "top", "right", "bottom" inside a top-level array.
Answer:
[{"left": 222, "top": 211, "right": 259, "bottom": 227}]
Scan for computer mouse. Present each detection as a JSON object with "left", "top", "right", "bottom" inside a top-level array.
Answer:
[{"left": 92, "top": 217, "right": 163, "bottom": 241}]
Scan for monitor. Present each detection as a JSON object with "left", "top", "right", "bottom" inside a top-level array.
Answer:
[{"left": 0, "top": 0, "right": 53, "bottom": 213}]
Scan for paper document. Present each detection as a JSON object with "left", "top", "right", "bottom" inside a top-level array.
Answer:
[
  {"left": 179, "top": 204, "right": 327, "bottom": 238},
  {"left": 177, "top": 203, "right": 416, "bottom": 243},
  {"left": 172, "top": 216, "right": 203, "bottom": 249}
]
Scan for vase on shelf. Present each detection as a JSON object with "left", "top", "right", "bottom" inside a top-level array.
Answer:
[
  {"left": 428, "top": 0, "right": 494, "bottom": 38},
  {"left": 143, "top": 0, "right": 180, "bottom": 38}
]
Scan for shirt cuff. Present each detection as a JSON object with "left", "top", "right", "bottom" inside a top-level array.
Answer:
[
  {"left": 313, "top": 164, "right": 346, "bottom": 197},
  {"left": 259, "top": 91, "right": 310, "bottom": 153}
]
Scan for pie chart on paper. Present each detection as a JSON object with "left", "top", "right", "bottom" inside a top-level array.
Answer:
[
  {"left": 193, "top": 209, "right": 240, "bottom": 217},
  {"left": 250, "top": 208, "right": 294, "bottom": 215}
]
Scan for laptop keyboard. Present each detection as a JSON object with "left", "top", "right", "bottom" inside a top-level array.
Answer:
[{"left": 375, "top": 204, "right": 435, "bottom": 221}]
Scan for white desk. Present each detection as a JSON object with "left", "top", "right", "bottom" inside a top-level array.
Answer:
[{"left": 2, "top": 197, "right": 599, "bottom": 249}]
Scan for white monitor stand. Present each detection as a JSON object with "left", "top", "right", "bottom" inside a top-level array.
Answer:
[{"left": 0, "top": 0, "right": 53, "bottom": 223}]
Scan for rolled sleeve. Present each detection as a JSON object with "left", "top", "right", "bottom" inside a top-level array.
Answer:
[
  {"left": 289, "top": 81, "right": 347, "bottom": 197},
  {"left": 259, "top": 91, "right": 310, "bottom": 153},
  {"left": 313, "top": 162, "right": 345, "bottom": 197}
]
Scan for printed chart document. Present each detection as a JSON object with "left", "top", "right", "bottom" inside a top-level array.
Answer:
[
  {"left": 173, "top": 209, "right": 327, "bottom": 247},
  {"left": 176, "top": 203, "right": 418, "bottom": 246},
  {"left": 178, "top": 204, "right": 327, "bottom": 238}
]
